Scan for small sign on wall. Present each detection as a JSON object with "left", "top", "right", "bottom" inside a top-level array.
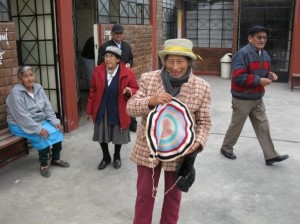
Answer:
[
  {"left": 104, "top": 30, "right": 111, "bottom": 41},
  {"left": 0, "top": 49, "right": 5, "bottom": 65},
  {"left": 0, "top": 28, "right": 9, "bottom": 65}
]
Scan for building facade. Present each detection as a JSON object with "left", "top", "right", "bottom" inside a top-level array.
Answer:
[{"left": 1, "top": 0, "right": 300, "bottom": 132}]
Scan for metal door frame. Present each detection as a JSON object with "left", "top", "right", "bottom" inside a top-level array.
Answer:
[{"left": 10, "top": 0, "right": 62, "bottom": 118}]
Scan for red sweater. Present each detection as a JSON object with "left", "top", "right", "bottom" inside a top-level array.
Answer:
[{"left": 86, "top": 61, "right": 139, "bottom": 129}]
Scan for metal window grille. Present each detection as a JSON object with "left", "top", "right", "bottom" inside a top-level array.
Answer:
[
  {"left": 163, "top": 0, "right": 177, "bottom": 42},
  {"left": 10, "top": 0, "right": 61, "bottom": 116},
  {"left": 96, "top": 0, "right": 150, "bottom": 24},
  {"left": 239, "top": 0, "right": 295, "bottom": 78},
  {"left": 0, "top": 0, "right": 11, "bottom": 21},
  {"left": 185, "top": 0, "right": 234, "bottom": 48}
]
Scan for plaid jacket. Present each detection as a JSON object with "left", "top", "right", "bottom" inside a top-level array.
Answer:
[{"left": 126, "top": 70, "right": 211, "bottom": 171}]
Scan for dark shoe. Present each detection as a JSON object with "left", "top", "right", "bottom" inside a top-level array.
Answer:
[
  {"left": 220, "top": 149, "right": 237, "bottom": 160},
  {"left": 266, "top": 155, "right": 289, "bottom": 166},
  {"left": 40, "top": 166, "right": 51, "bottom": 178},
  {"left": 98, "top": 160, "right": 111, "bottom": 170},
  {"left": 129, "top": 124, "right": 137, "bottom": 132},
  {"left": 51, "top": 160, "right": 70, "bottom": 168},
  {"left": 114, "top": 159, "right": 121, "bottom": 169}
]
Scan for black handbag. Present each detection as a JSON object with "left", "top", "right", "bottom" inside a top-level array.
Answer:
[{"left": 175, "top": 150, "right": 199, "bottom": 192}]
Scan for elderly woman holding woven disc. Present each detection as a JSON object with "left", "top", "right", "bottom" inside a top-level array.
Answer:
[
  {"left": 6, "top": 65, "right": 70, "bottom": 178},
  {"left": 127, "top": 38, "right": 211, "bottom": 223},
  {"left": 86, "top": 46, "right": 138, "bottom": 170}
]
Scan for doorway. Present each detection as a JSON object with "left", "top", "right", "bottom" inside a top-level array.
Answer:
[{"left": 73, "top": 0, "right": 96, "bottom": 116}]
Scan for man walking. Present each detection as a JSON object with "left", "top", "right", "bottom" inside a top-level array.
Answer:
[{"left": 220, "top": 25, "right": 289, "bottom": 166}]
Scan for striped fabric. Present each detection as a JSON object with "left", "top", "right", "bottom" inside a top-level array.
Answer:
[
  {"left": 146, "top": 98, "right": 195, "bottom": 162},
  {"left": 231, "top": 43, "right": 271, "bottom": 99}
]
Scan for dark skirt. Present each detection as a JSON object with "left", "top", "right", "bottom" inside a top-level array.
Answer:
[{"left": 93, "top": 111, "right": 130, "bottom": 145}]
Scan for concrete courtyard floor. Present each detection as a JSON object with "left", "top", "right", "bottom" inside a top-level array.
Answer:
[{"left": 0, "top": 76, "right": 300, "bottom": 224}]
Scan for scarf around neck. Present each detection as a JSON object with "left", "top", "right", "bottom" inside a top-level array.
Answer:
[{"left": 161, "top": 66, "right": 192, "bottom": 97}]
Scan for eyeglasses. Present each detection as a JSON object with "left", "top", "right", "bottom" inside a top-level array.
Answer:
[
  {"left": 255, "top": 35, "right": 268, "bottom": 40},
  {"left": 113, "top": 32, "right": 123, "bottom": 35}
]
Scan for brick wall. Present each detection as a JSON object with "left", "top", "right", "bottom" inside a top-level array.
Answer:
[
  {"left": 0, "top": 23, "right": 18, "bottom": 130},
  {"left": 193, "top": 48, "right": 232, "bottom": 76}
]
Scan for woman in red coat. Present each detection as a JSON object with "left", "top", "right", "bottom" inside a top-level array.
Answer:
[{"left": 86, "top": 46, "right": 138, "bottom": 170}]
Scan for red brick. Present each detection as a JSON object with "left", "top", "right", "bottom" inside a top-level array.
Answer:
[
  {"left": 2, "top": 58, "right": 18, "bottom": 68},
  {"left": 0, "top": 86, "right": 12, "bottom": 95},
  {"left": 10, "top": 49, "right": 18, "bottom": 58},
  {"left": 5, "top": 77, "right": 13, "bottom": 85},
  {"left": 0, "top": 68, "right": 11, "bottom": 77},
  {"left": 0, "top": 78, "right": 5, "bottom": 87},
  {"left": 1, "top": 41, "right": 17, "bottom": 50},
  {"left": 12, "top": 75, "right": 19, "bottom": 84},
  {"left": 0, "top": 23, "right": 15, "bottom": 32},
  {"left": 0, "top": 96, "right": 6, "bottom": 104},
  {"left": 7, "top": 32, "right": 16, "bottom": 41},
  {"left": 12, "top": 67, "right": 18, "bottom": 76},
  {"left": 1, "top": 50, "right": 11, "bottom": 59}
]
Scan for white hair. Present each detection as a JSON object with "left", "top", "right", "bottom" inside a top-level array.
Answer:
[{"left": 17, "top": 66, "right": 33, "bottom": 79}]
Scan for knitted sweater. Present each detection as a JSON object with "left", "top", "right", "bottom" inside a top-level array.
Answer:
[{"left": 231, "top": 43, "right": 271, "bottom": 99}]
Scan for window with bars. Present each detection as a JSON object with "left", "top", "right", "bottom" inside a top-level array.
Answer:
[
  {"left": 239, "top": 0, "right": 295, "bottom": 75},
  {"left": 163, "top": 0, "right": 177, "bottom": 42},
  {"left": 96, "top": 0, "right": 150, "bottom": 25},
  {"left": 185, "top": 0, "right": 234, "bottom": 48},
  {"left": 0, "top": 0, "right": 10, "bottom": 21},
  {"left": 10, "top": 0, "right": 61, "bottom": 114}
]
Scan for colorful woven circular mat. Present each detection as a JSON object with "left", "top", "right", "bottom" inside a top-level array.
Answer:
[{"left": 146, "top": 98, "right": 195, "bottom": 161}]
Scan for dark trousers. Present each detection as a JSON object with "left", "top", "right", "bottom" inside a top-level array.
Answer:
[
  {"left": 133, "top": 164, "right": 181, "bottom": 224},
  {"left": 38, "top": 142, "right": 62, "bottom": 166}
]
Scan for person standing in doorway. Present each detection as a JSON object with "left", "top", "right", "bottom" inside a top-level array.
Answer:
[
  {"left": 97, "top": 24, "right": 137, "bottom": 132},
  {"left": 220, "top": 25, "right": 289, "bottom": 166},
  {"left": 81, "top": 36, "right": 95, "bottom": 85}
]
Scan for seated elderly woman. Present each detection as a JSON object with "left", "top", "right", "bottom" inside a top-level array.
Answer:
[{"left": 6, "top": 65, "right": 70, "bottom": 178}]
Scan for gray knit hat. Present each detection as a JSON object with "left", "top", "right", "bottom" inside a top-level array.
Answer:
[{"left": 103, "top": 46, "right": 122, "bottom": 59}]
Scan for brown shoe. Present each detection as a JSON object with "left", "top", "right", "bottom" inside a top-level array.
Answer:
[{"left": 40, "top": 166, "right": 51, "bottom": 178}]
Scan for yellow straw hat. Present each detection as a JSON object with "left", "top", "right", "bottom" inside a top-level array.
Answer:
[{"left": 159, "top": 38, "right": 201, "bottom": 61}]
